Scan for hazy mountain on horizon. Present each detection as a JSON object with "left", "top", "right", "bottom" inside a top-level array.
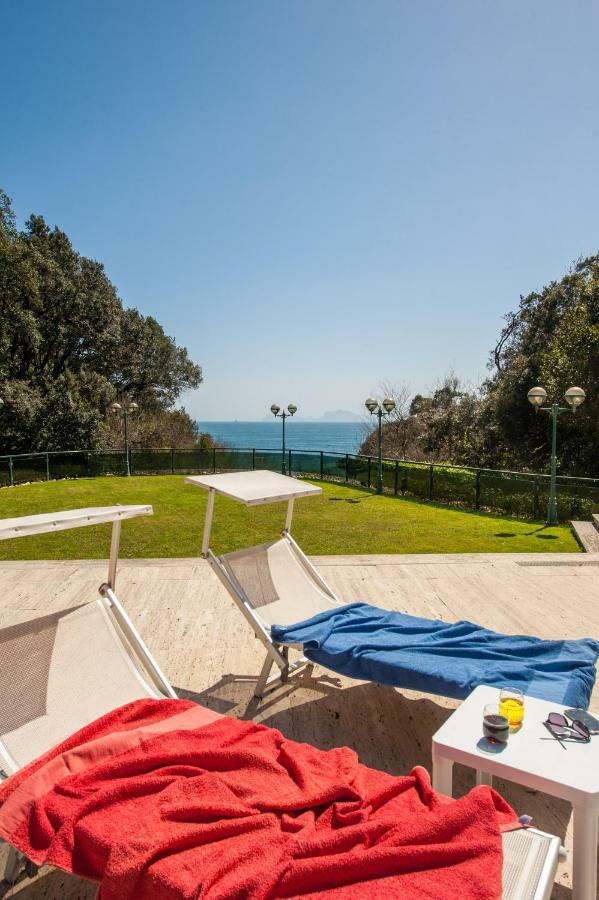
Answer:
[
  {"left": 256, "top": 409, "right": 361, "bottom": 423},
  {"left": 320, "top": 409, "right": 361, "bottom": 422}
]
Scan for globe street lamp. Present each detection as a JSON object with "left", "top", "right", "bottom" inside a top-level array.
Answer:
[
  {"left": 365, "top": 396, "right": 396, "bottom": 495},
  {"left": 527, "top": 385, "right": 586, "bottom": 525},
  {"left": 270, "top": 403, "right": 297, "bottom": 475},
  {"left": 110, "top": 400, "right": 139, "bottom": 477}
]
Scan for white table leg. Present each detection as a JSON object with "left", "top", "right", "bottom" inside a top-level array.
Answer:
[
  {"left": 475, "top": 769, "right": 493, "bottom": 787},
  {"left": 432, "top": 749, "right": 453, "bottom": 797},
  {"left": 572, "top": 803, "right": 598, "bottom": 900}
]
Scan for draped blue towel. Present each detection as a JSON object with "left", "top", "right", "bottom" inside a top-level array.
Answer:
[{"left": 271, "top": 603, "right": 599, "bottom": 708}]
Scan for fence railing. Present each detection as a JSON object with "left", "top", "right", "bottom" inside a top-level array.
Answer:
[{"left": 1, "top": 446, "right": 598, "bottom": 522}]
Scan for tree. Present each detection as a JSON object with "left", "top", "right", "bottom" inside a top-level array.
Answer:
[
  {"left": 359, "top": 375, "right": 481, "bottom": 463},
  {"left": 0, "top": 190, "right": 203, "bottom": 453},
  {"left": 479, "top": 255, "right": 599, "bottom": 476}
]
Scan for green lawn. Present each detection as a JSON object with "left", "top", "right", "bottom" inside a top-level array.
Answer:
[{"left": 0, "top": 475, "right": 579, "bottom": 558}]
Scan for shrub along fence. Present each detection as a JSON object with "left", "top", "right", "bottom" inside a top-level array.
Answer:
[{"left": 1, "top": 447, "right": 598, "bottom": 522}]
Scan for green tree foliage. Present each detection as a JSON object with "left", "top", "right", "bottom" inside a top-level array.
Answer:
[
  {"left": 0, "top": 190, "right": 202, "bottom": 453},
  {"left": 360, "top": 375, "right": 480, "bottom": 463},
  {"left": 480, "top": 255, "right": 599, "bottom": 476},
  {"left": 361, "top": 256, "right": 598, "bottom": 476}
]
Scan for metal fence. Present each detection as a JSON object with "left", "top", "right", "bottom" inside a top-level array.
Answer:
[{"left": 1, "top": 446, "right": 598, "bottom": 522}]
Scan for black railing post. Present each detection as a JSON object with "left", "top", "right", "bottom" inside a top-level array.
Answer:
[
  {"left": 45, "top": 453, "right": 50, "bottom": 481},
  {"left": 252, "top": 448, "right": 256, "bottom": 470},
  {"left": 171, "top": 448, "right": 175, "bottom": 474},
  {"left": 394, "top": 460, "right": 399, "bottom": 495},
  {"left": 320, "top": 451, "right": 324, "bottom": 480},
  {"left": 345, "top": 454, "right": 349, "bottom": 482},
  {"left": 367, "top": 457, "right": 371, "bottom": 489},
  {"left": 8, "top": 456, "right": 14, "bottom": 487},
  {"left": 288, "top": 449, "right": 292, "bottom": 475},
  {"left": 475, "top": 469, "right": 481, "bottom": 509},
  {"left": 129, "top": 448, "right": 134, "bottom": 476},
  {"left": 428, "top": 464, "right": 434, "bottom": 500},
  {"left": 533, "top": 478, "right": 540, "bottom": 520},
  {"left": 212, "top": 447, "right": 216, "bottom": 473}
]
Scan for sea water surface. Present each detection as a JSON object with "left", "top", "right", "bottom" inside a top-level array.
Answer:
[{"left": 198, "top": 421, "right": 366, "bottom": 454}]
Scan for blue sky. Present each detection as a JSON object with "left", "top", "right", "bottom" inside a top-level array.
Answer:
[{"left": 2, "top": 1, "right": 598, "bottom": 420}]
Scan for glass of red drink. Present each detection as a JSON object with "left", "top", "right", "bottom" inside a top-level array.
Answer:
[{"left": 483, "top": 703, "right": 510, "bottom": 745}]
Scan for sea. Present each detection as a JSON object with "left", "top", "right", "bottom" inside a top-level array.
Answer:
[{"left": 197, "top": 421, "right": 366, "bottom": 455}]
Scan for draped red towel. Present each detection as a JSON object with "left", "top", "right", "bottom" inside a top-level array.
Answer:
[{"left": 0, "top": 699, "right": 516, "bottom": 899}]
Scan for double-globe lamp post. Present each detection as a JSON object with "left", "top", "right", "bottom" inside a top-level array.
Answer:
[
  {"left": 527, "top": 385, "right": 586, "bottom": 526},
  {"left": 110, "top": 400, "right": 139, "bottom": 477},
  {"left": 365, "top": 397, "right": 396, "bottom": 495},
  {"left": 270, "top": 403, "right": 297, "bottom": 475}
]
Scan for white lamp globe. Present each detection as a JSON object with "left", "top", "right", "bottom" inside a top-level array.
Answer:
[
  {"left": 527, "top": 386, "right": 547, "bottom": 409},
  {"left": 564, "top": 386, "right": 586, "bottom": 410}
]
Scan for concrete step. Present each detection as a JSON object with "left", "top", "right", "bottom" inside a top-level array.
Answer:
[{"left": 571, "top": 521, "right": 599, "bottom": 553}]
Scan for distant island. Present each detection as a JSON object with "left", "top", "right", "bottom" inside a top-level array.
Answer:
[
  {"left": 320, "top": 409, "right": 361, "bottom": 422},
  {"left": 259, "top": 410, "right": 361, "bottom": 423}
]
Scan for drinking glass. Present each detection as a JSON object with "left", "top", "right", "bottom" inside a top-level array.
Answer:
[
  {"left": 482, "top": 703, "right": 510, "bottom": 744},
  {"left": 499, "top": 687, "right": 525, "bottom": 728}
]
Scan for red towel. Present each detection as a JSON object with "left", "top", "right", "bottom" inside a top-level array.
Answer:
[{"left": 0, "top": 699, "right": 515, "bottom": 899}]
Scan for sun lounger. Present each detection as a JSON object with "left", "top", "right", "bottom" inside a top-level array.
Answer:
[
  {"left": 0, "top": 506, "right": 176, "bottom": 888},
  {"left": 0, "top": 501, "right": 562, "bottom": 899},
  {"left": 188, "top": 471, "right": 599, "bottom": 709}
]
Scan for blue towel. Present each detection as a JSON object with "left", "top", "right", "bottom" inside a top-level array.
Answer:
[{"left": 271, "top": 603, "right": 599, "bottom": 708}]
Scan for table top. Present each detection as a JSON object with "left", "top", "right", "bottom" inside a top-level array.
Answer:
[
  {"left": 0, "top": 505, "right": 153, "bottom": 540},
  {"left": 433, "top": 685, "right": 599, "bottom": 802},
  {"left": 186, "top": 470, "right": 322, "bottom": 506}
]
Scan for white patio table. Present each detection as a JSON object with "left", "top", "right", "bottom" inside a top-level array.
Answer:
[{"left": 432, "top": 684, "right": 598, "bottom": 900}]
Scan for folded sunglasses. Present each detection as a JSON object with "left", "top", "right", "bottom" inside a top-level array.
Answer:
[{"left": 543, "top": 711, "right": 591, "bottom": 748}]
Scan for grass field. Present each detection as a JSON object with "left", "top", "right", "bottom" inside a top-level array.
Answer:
[{"left": 0, "top": 475, "right": 579, "bottom": 558}]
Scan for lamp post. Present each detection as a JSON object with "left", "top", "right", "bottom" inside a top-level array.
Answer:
[
  {"left": 110, "top": 400, "right": 139, "bottom": 477},
  {"left": 365, "top": 396, "right": 396, "bottom": 495},
  {"left": 270, "top": 403, "right": 297, "bottom": 475},
  {"left": 527, "top": 385, "right": 586, "bottom": 525}
]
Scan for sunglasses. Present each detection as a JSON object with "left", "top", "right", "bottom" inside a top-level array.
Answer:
[{"left": 543, "top": 712, "right": 591, "bottom": 749}]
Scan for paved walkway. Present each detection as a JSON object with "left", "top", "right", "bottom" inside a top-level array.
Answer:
[{"left": 1, "top": 552, "right": 598, "bottom": 897}]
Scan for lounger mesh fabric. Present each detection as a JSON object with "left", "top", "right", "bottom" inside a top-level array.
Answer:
[
  {"left": 220, "top": 538, "right": 339, "bottom": 626},
  {"left": 0, "top": 601, "right": 162, "bottom": 772}
]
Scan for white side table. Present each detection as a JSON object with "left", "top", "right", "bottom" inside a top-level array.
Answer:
[{"left": 432, "top": 685, "right": 599, "bottom": 900}]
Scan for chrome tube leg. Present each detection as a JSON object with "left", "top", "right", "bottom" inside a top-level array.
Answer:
[
  {"left": 255, "top": 655, "right": 274, "bottom": 698},
  {"left": 107, "top": 518, "right": 121, "bottom": 590},
  {"left": 284, "top": 497, "right": 294, "bottom": 533},
  {"left": 280, "top": 646, "right": 289, "bottom": 683},
  {"left": 3, "top": 846, "right": 22, "bottom": 885},
  {"left": 201, "top": 489, "right": 215, "bottom": 558}
]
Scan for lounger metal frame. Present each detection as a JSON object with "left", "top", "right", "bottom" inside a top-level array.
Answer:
[
  {"left": 0, "top": 506, "right": 177, "bottom": 892},
  {"left": 208, "top": 530, "right": 339, "bottom": 697}
]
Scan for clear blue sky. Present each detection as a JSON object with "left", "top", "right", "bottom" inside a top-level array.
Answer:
[{"left": 2, "top": 1, "right": 598, "bottom": 420}]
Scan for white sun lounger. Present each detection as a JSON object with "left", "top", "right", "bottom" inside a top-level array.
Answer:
[
  {"left": 187, "top": 471, "right": 338, "bottom": 697},
  {"left": 0, "top": 506, "right": 176, "bottom": 889},
  {"left": 188, "top": 470, "right": 563, "bottom": 900}
]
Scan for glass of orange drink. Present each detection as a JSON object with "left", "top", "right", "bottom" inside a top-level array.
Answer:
[{"left": 499, "top": 688, "right": 524, "bottom": 728}]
